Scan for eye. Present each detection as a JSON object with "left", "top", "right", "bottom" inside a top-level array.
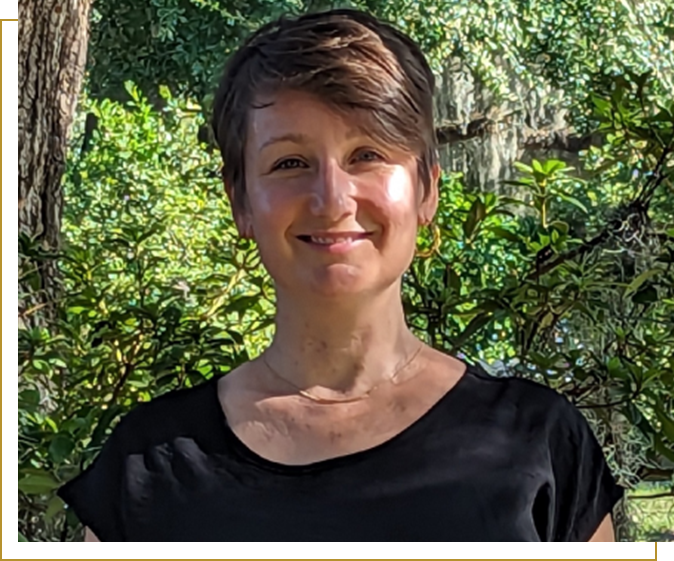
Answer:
[
  {"left": 272, "top": 158, "right": 307, "bottom": 171},
  {"left": 354, "top": 149, "right": 384, "bottom": 163}
]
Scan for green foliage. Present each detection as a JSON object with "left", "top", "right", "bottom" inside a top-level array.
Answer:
[
  {"left": 627, "top": 484, "right": 674, "bottom": 542},
  {"left": 87, "top": 0, "right": 674, "bottom": 135},
  {"left": 87, "top": 0, "right": 306, "bottom": 104}
]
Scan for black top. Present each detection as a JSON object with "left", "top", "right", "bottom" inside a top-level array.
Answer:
[{"left": 57, "top": 363, "right": 625, "bottom": 542}]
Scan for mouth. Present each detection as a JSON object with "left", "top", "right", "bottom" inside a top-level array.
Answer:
[
  {"left": 295, "top": 232, "right": 374, "bottom": 253},
  {"left": 296, "top": 232, "right": 373, "bottom": 244}
]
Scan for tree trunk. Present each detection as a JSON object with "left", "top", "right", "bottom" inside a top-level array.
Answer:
[
  {"left": 434, "top": 55, "right": 585, "bottom": 195},
  {"left": 18, "top": 0, "right": 92, "bottom": 329}
]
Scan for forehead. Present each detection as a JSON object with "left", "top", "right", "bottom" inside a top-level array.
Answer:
[{"left": 247, "top": 90, "right": 365, "bottom": 144}]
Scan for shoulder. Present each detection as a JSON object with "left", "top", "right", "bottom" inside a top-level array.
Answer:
[
  {"left": 464, "top": 363, "right": 575, "bottom": 416},
  {"left": 112, "top": 376, "right": 220, "bottom": 450},
  {"left": 56, "top": 377, "right": 222, "bottom": 542},
  {"left": 470, "top": 368, "right": 628, "bottom": 541},
  {"left": 460, "top": 362, "right": 597, "bottom": 446}
]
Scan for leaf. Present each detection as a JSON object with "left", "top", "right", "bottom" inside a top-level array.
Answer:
[
  {"left": 654, "top": 409, "right": 674, "bottom": 444},
  {"left": 49, "top": 434, "right": 75, "bottom": 464},
  {"left": 572, "top": 301, "right": 595, "bottom": 319},
  {"left": 624, "top": 403, "right": 656, "bottom": 439},
  {"left": 90, "top": 405, "right": 124, "bottom": 449},
  {"left": 501, "top": 179, "right": 534, "bottom": 188},
  {"left": 61, "top": 417, "right": 88, "bottom": 436},
  {"left": 18, "top": 532, "right": 29, "bottom": 542},
  {"left": 539, "top": 311, "right": 555, "bottom": 329},
  {"left": 158, "top": 84, "right": 172, "bottom": 100},
  {"left": 224, "top": 295, "right": 260, "bottom": 316},
  {"left": 444, "top": 265, "right": 461, "bottom": 294},
  {"left": 556, "top": 192, "right": 588, "bottom": 214},
  {"left": 543, "top": 159, "right": 569, "bottom": 175},
  {"left": 452, "top": 311, "right": 494, "bottom": 351},
  {"left": 19, "top": 389, "right": 41, "bottom": 407},
  {"left": 136, "top": 223, "right": 167, "bottom": 245},
  {"left": 498, "top": 196, "right": 529, "bottom": 207},
  {"left": 44, "top": 416, "right": 58, "bottom": 433},
  {"left": 589, "top": 158, "right": 619, "bottom": 175},
  {"left": 489, "top": 226, "right": 520, "bottom": 243},
  {"left": 18, "top": 472, "right": 60, "bottom": 495},
  {"left": 475, "top": 198, "right": 487, "bottom": 221},
  {"left": 591, "top": 95, "right": 611, "bottom": 114},
  {"left": 548, "top": 221, "right": 569, "bottom": 235},
  {"left": 462, "top": 198, "right": 486, "bottom": 240},
  {"left": 513, "top": 162, "right": 533, "bottom": 175},
  {"left": 64, "top": 505, "right": 81, "bottom": 528},
  {"left": 489, "top": 208, "right": 516, "bottom": 218},
  {"left": 45, "top": 495, "right": 65, "bottom": 522},
  {"left": 31, "top": 359, "right": 51, "bottom": 374},
  {"left": 607, "top": 356, "right": 622, "bottom": 374},
  {"left": 67, "top": 306, "right": 88, "bottom": 315},
  {"left": 625, "top": 268, "right": 663, "bottom": 296}
]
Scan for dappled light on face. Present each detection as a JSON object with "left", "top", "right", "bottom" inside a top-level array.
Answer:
[{"left": 384, "top": 165, "right": 413, "bottom": 204}]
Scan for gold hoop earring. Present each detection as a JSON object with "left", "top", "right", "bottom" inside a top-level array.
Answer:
[{"left": 415, "top": 222, "right": 441, "bottom": 258}]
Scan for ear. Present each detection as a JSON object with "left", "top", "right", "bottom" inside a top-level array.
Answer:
[
  {"left": 418, "top": 163, "right": 440, "bottom": 226},
  {"left": 224, "top": 180, "right": 254, "bottom": 239}
]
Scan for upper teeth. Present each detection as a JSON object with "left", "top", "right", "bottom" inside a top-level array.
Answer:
[{"left": 311, "top": 236, "right": 354, "bottom": 244}]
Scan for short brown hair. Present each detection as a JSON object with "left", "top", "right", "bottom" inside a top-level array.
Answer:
[{"left": 211, "top": 9, "right": 437, "bottom": 215}]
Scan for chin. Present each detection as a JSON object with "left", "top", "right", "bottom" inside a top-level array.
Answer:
[
  {"left": 307, "top": 273, "right": 370, "bottom": 297},
  {"left": 305, "top": 266, "right": 404, "bottom": 299},
  {"left": 268, "top": 255, "right": 406, "bottom": 298},
  {"left": 306, "top": 284, "right": 368, "bottom": 299},
  {"left": 270, "top": 264, "right": 369, "bottom": 298}
]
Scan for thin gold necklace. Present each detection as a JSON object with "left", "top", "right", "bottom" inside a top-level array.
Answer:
[{"left": 261, "top": 342, "right": 425, "bottom": 404}]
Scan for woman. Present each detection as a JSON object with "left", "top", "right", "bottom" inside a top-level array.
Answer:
[{"left": 58, "top": 8, "right": 624, "bottom": 541}]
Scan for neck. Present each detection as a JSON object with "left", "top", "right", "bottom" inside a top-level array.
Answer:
[{"left": 262, "top": 282, "right": 422, "bottom": 395}]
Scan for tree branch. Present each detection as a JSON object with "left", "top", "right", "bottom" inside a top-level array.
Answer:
[
  {"left": 523, "top": 142, "right": 673, "bottom": 282},
  {"left": 435, "top": 115, "right": 603, "bottom": 152},
  {"left": 522, "top": 129, "right": 603, "bottom": 152}
]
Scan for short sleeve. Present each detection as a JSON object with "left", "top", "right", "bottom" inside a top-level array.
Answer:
[
  {"left": 549, "top": 397, "right": 625, "bottom": 542},
  {"left": 57, "top": 415, "right": 130, "bottom": 541}
]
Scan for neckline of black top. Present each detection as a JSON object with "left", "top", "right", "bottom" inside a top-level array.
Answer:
[{"left": 208, "top": 360, "right": 481, "bottom": 475}]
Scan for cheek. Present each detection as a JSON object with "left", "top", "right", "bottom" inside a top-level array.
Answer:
[
  {"left": 383, "top": 166, "right": 412, "bottom": 204},
  {"left": 246, "top": 171, "right": 312, "bottom": 218},
  {"left": 246, "top": 184, "right": 300, "bottom": 249},
  {"left": 359, "top": 168, "right": 418, "bottom": 231}
]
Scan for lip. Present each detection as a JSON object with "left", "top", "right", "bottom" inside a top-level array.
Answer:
[
  {"left": 303, "top": 231, "right": 372, "bottom": 238},
  {"left": 296, "top": 232, "right": 373, "bottom": 254}
]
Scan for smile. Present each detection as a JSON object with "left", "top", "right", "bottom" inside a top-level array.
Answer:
[{"left": 296, "top": 233, "right": 373, "bottom": 254}]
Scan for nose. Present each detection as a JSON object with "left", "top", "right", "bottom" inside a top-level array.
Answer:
[{"left": 308, "top": 160, "right": 357, "bottom": 219}]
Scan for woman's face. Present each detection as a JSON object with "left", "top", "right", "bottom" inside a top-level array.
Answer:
[{"left": 227, "top": 89, "right": 438, "bottom": 299}]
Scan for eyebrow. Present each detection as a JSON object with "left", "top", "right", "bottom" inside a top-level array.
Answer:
[
  {"left": 258, "top": 128, "right": 367, "bottom": 152},
  {"left": 259, "top": 133, "right": 311, "bottom": 151}
]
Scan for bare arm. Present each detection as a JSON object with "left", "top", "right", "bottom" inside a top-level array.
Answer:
[
  {"left": 84, "top": 528, "right": 101, "bottom": 559},
  {"left": 588, "top": 514, "right": 616, "bottom": 542}
]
